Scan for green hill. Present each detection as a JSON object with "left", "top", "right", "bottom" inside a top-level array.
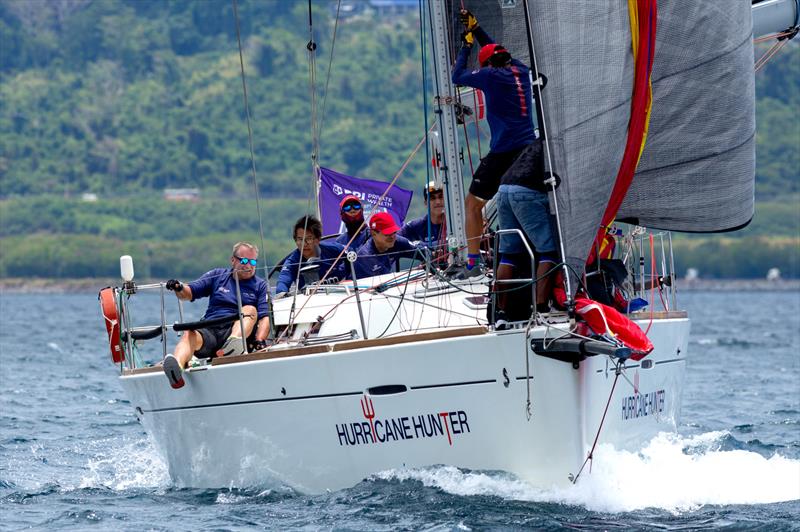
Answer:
[{"left": 0, "top": 0, "right": 797, "bottom": 280}]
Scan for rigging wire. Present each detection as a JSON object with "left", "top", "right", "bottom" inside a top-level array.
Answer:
[
  {"left": 570, "top": 359, "right": 623, "bottom": 484},
  {"left": 419, "top": 0, "right": 435, "bottom": 262},
  {"left": 520, "top": 0, "right": 574, "bottom": 304},
  {"left": 231, "top": 0, "right": 275, "bottom": 340},
  {"left": 317, "top": 0, "right": 342, "bottom": 148}
]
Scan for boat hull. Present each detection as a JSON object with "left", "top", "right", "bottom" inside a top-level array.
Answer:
[{"left": 120, "top": 317, "right": 689, "bottom": 493}]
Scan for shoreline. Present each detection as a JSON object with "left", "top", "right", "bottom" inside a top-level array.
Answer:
[{"left": 0, "top": 277, "right": 798, "bottom": 294}]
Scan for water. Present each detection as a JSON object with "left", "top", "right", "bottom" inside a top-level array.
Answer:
[{"left": 1, "top": 290, "right": 799, "bottom": 530}]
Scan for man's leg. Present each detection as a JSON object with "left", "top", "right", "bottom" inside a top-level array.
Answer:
[
  {"left": 495, "top": 261, "right": 515, "bottom": 314},
  {"left": 536, "top": 260, "right": 556, "bottom": 309},
  {"left": 465, "top": 193, "right": 486, "bottom": 268},
  {"left": 164, "top": 330, "right": 203, "bottom": 389},
  {"left": 216, "top": 306, "right": 258, "bottom": 357},
  {"left": 173, "top": 330, "right": 203, "bottom": 369}
]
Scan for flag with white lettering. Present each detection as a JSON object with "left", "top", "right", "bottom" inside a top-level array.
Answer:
[{"left": 318, "top": 167, "right": 414, "bottom": 237}]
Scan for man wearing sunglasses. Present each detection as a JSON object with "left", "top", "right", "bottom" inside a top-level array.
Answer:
[
  {"left": 275, "top": 215, "right": 348, "bottom": 297},
  {"left": 335, "top": 195, "right": 369, "bottom": 250},
  {"left": 162, "top": 241, "right": 270, "bottom": 389}
]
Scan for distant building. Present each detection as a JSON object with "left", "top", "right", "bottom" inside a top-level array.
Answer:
[
  {"left": 81, "top": 193, "right": 98, "bottom": 202},
  {"left": 369, "top": 0, "right": 418, "bottom": 13},
  {"left": 334, "top": 0, "right": 417, "bottom": 18},
  {"left": 164, "top": 188, "right": 200, "bottom": 202}
]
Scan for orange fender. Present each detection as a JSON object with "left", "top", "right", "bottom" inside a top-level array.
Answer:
[{"left": 99, "top": 287, "right": 124, "bottom": 363}]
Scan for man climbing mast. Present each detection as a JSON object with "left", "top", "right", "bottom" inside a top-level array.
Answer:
[{"left": 452, "top": 9, "right": 537, "bottom": 275}]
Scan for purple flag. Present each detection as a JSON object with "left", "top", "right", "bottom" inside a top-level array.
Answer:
[{"left": 318, "top": 167, "right": 414, "bottom": 237}]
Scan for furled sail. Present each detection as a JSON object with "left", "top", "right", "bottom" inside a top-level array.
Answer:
[{"left": 449, "top": 1, "right": 755, "bottom": 281}]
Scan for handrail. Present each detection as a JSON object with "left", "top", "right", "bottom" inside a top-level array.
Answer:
[{"left": 490, "top": 228, "right": 538, "bottom": 328}]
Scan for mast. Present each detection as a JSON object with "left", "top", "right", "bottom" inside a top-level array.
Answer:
[{"left": 427, "top": 1, "right": 467, "bottom": 262}]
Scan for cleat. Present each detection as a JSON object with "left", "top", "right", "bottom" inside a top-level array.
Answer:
[
  {"left": 216, "top": 335, "right": 245, "bottom": 357},
  {"left": 163, "top": 354, "right": 185, "bottom": 389}
]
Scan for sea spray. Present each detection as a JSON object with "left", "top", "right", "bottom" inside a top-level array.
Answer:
[{"left": 375, "top": 431, "right": 800, "bottom": 513}]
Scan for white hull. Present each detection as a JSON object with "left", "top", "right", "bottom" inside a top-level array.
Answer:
[{"left": 119, "top": 277, "right": 689, "bottom": 493}]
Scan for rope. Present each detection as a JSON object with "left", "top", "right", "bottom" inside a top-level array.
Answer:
[
  {"left": 571, "top": 359, "right": 622, "bottom": 484},
  {"left": 231, "top": 0, "right": 275, "bottom": 340},
  {"left": 755, "top": 37, "right": 789, "bottom": 72}
]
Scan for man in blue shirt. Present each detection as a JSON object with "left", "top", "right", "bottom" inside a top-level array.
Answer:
[
  {"left": 334, "top": 195, "right": 369, "bottom": 250},
  {"left": 400, "top": 180, "right": 446, "bottom": 248},
  {"left": 452, "top": 9, "right": 537, "bottom": 274},
  {"left": 354, "top": 212, "right": 422, "bottom": 279},
  {"left": 276, "top": 215, "right": 348, "bottom": 296},
  {"left": 162, "top": 241, "right": 270, "bottom": 389}
]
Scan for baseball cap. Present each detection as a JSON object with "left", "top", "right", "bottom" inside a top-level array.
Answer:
[
  {"left": 424, "top": 180, "right": 443, "bottom": 199},
  {"left": 369, "top": 212, "right": 400, "bottom": 235},
  {"left": 339, "top": 195, "right": 362, "bottom": 209}
]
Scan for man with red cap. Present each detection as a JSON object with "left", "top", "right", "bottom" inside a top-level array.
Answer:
[
  {"left": 354, "top": 212, "right": 422, "bottom": 279},
  {"left": 452, "top": 9, "right": 538, "bottom": 275},
  {"left": 335, "top": 195, "right": 369, "bottom": 250}
]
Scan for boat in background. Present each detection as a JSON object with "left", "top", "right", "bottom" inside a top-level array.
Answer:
[{"left": 101, "top": 0, "right": 797, "bottom": 493}]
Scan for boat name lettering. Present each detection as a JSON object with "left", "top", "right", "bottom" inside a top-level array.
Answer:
[
  {"left": 621, "top": 389, "right": 665, "bottom": 420},
  {"left": 336, "top": 396, "right": 470, "bottom": 447}
]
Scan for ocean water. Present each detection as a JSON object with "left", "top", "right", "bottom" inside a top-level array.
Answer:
[{"left": 1, "top": 290, "right": 798, "bottom": 530}]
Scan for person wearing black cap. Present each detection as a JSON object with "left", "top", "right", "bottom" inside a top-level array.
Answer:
[
  {"left": 335, "top": 195, "right": 369, "bottom": 250},
  {"left": 452, "top": 9, "right": 537, "bottom": 275}
]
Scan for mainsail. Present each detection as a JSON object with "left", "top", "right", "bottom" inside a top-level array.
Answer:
[{"left": 449, "top": 1, "right": 755, "bottom": 281}]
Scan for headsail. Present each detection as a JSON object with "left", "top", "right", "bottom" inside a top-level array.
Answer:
[
  {"left": 618, "top": 2, "right": 755, "bottom": 232},
  {"left": 450, "top": 1, "right": 755, "bottom": 284}
]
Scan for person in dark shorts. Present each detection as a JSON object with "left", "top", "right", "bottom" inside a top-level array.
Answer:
[
  {"left": 162, "top": 241, "right": 270, "bottom": 389},
  {"left": 452, "top": 9, "right": 537, "bottom": 273}
]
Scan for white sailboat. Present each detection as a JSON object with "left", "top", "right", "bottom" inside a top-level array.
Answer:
[{"left": 101, "top": 1, "right": 797, "bottom": 494}]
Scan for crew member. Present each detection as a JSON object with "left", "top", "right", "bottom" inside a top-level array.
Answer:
[
  {"left": 163, "top": 241, "right": 270, "bottom": 389},
  {"left": 452, "top": 9, "right": 537, "bottom": 275},
  {"left": 354, "top": 212, "right": 422, "bottom": 279},
  {"left": 276, "top": 215, "right": 348, "bottom": 296},
  {"left": 335, "top": 195, "right": 369, "bottom": 249}
]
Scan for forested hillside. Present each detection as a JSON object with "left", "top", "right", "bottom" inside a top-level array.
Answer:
[{"left": 0, "top": 0, "right": 797, "bottom": 279}]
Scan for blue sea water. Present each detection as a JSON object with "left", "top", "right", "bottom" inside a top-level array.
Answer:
[{"left": 1, "top": 290, "right": 799, "bottom": 530}]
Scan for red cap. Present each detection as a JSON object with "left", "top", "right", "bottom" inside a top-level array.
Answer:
[
  {"left": 479, "top": 43, "right": 507, "bottom": 67},
  {"left": 339, "top": 195, "right": 361, "bottom": 209},
  {"left": 369, "top": 212, "right": 400, "bottom": 235}
]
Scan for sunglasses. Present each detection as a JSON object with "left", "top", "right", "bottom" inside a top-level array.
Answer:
[
  {"left": 342, "top": 203, "right": 362, "bottom": 213},
  {"left": 234, "top": 256, "right": 257, "bottom": 266}
]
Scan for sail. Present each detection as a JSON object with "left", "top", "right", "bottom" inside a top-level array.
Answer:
[
  {"left": 450, "top": 1, "right": 755, "bottom": 280},
  {"left": 618, "top": 2, "right": 755, "bottom": 231}
]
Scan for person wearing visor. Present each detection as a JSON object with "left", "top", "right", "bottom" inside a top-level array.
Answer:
[
  {"left": 354, "top": 212, "right": 422, "bottom": 279},
  {"left": 162, "top": 241, "right": 270, "bottom": 389},
  {"left": 400, "top": 181, "right": 446, "bottom": 249},
  {"left": 335, "top": 195, "right": 369, "bottom": 249},
  {"left": 276, "top": 215, "right": 348, "bottom": 296},
  {"left": 452, "top": 9, "right": 538, "bottom": 275}
]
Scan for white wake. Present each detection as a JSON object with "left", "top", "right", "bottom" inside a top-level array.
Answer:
[{"left": 376, "top": 431, "right": 800, "bottom": 513}]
